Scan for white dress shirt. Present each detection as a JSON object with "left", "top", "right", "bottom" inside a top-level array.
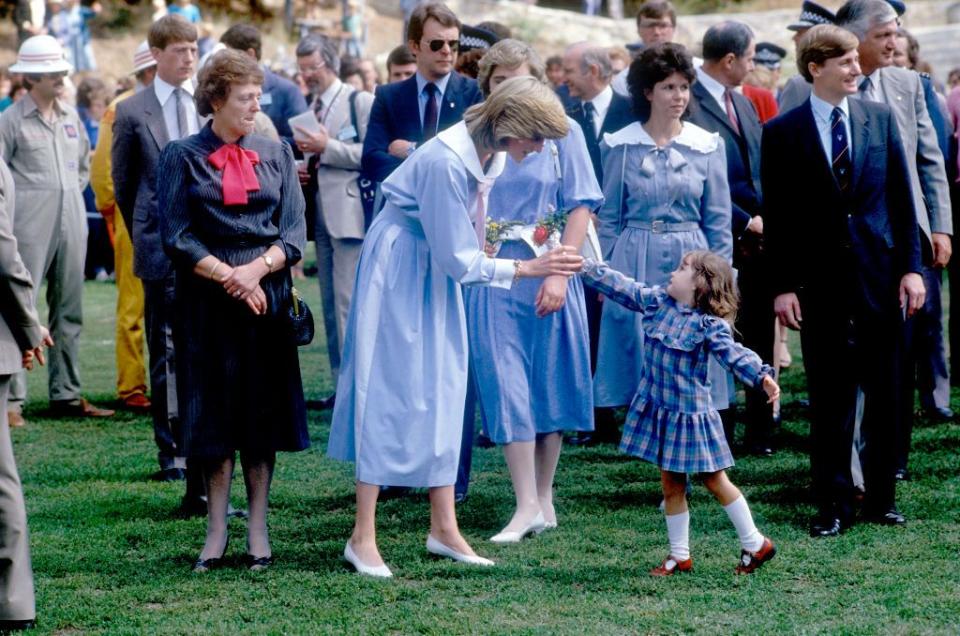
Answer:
[
  {"left": 695, "top": 66, "right": 729, "bottom": 113},
  {"left": 809, "top": 92, "right": 852, "bottom": 165},
  {"left": 153, "top": 75, "right": 199, "bottom": 140},
  {"left": 586, "top": 85, "right": 613, "bottom": 137}
]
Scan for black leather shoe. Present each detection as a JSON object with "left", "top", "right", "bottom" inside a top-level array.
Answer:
[
  {"left": 245, "top": 554, "right": 273, "bottom": 571},
  {"left": 924, "top": 406, "right": 954, "bottom": 421},
  {"left": 193, "top": 534, "right": 229, "bottom": 572},
  {"left": 475, "top": 433, "right": 495, "bottom": 449},
  {"left": 306, "top": 393, "right": 336, "bottom": 411},
  {"left": 809, "top": 516, "right": 843, "bottom": 537},
  {"left": 894, "top": 468, "right": 911, "bottom": 482},
  {"left": 0, "top": 619, "right": 35, "bottom": 631},
  {"left": 864, "top": 508, "right": 906, "bottom": 525},
  {"left": 176, "top": 495, "right": 207, "bottom": 518},
  {"left": 745, "top": 444, "right": 774, "bottom": 457},
  {"left": 153, "top": 467, "right": 186, "bottom": 482}
]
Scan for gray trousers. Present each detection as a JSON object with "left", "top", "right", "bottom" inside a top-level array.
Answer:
[
  {"left": 143, "top": 276, "right": 185, "bottom": 471},
  {"left": 9, "top": 213, "right": 86, "bottom": 408},
  {"left": 0, "top": 377, "right": 35, "bottom": 621},
  {"left": 314, "top": 213, "right": 363, "bottom": 386}
]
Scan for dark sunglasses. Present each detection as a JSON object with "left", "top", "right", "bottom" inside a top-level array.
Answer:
[{"left": 425, "top": 38, "right": 459, "bottom": 53}]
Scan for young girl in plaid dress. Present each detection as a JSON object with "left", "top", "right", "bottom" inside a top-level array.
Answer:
[{"left": 583, "top": 250, "right": 780, "bottom": 575}]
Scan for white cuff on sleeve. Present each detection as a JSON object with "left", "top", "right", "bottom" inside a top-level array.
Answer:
[{"left": 488, "top": 257, "right": 516, "bottom": 290}]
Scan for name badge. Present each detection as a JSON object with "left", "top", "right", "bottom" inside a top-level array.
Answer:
[
  {"left": 260, "top": 93, "right": 273, "bottom": 106},
  {"left": 336, "top": 125, "right": 358, "bottom": 141},
  {"left": 63, "top": 123, "right": 78, "bottom": 138}
]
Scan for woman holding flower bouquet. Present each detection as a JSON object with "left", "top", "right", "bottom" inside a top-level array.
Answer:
[
  {"left": 465, "top": 40, "right": 603, "bottom": 543},
  {"left": 327, "top": 76, "right": 583, "bottom": 577},
  {"left": 594, "top": 43, "right": 733, "bottom": 414}
]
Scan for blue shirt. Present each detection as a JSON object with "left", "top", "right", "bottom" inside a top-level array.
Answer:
[
  {"left": 810, "top": 92, "right": 852, "bottom": 166},
  {"left": 415, "top": 71, "right": 451, "bottom": 132},
  {"left": 168, "top": 3, "right": 201, "bottom": 23}
]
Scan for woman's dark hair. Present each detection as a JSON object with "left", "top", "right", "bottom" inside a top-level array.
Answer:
[
  {"left": 195, "top": 49, "right": 264, "bottom": 117},
  {"left": 626, "top": 42, "right": 695, "bottom": 122}
]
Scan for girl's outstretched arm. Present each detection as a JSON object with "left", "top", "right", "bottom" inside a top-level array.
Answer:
[
  {"left": 703, "top": 315, "right": 776, "bottom": 394},
  {"left": 580, "top": 259, "right": 661, "bottom": 314}
]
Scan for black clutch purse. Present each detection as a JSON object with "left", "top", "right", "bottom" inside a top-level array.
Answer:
[{"left": 287, "top": 286, "right": 315, "bottom": 346}]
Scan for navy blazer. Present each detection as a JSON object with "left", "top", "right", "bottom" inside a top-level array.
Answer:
[
  {"left": 686, "top": 81, "right": 761, "bottom": 239},
  {"left": 762, "top": 98, "right": 922, "bottom": 315},
  {"left": 261, "top": 67, "right": 308, "bottom": 150},
  {"left": 566, "top": 91, "right": 634, "bottom": 183},
  {"left": 361, "top": 72, "right": 483, "bottom": 183}
]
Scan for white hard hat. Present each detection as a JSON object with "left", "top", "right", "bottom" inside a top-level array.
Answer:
[
  {"left": 9, "top": 35, "right": 72, "bottom": 74},
  {"left": 131, "top": 40, "right": 157, "bottom": 74}
]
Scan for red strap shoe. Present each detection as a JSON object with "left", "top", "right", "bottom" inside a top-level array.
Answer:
[
  {"left": 650, "top": 555, "right": 693, "bottom": 576},
  {"left": 735, "top": 536, "right": 776, "bottom": 574}
]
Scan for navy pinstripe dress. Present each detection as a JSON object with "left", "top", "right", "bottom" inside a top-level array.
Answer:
[{"left": 158, "top": 123, "right": 309, "bottom": 458}]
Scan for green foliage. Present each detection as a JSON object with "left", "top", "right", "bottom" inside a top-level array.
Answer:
[{"left": 14, "top": 278, "right": 960, "bottom": 634}]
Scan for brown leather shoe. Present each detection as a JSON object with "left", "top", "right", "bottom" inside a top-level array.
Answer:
[
  {"left": 650, "top": 555, "right": 693, "bottom": 576},
  {"left": 121, "top": 393, "right": 152, "bottom": 412},
  {"left": 50, "top": 398, "right": 115, "bottom": 418},
  {"left": 7, "top": 410, "right": 26, "bottom": 428},
  {"left": 735, "top": 536, "right": 776, "bottom": 574}
]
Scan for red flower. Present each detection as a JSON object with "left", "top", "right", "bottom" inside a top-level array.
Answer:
[{"left": 533, "top": 225, "right": 550, "bottom": 246}]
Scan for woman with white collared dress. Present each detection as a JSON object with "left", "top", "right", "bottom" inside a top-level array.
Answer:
[
  {"left": 465, "top": 40, "right": 602, "bottom": 543},
  {"left": 594, "top": 43, "right": 733, "bottom": 422},
  {"left": 327, "top": 76, "right": 582, "bottom": 578}
]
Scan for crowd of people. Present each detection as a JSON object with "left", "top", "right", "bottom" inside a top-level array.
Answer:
[{"left": 1, "top": 0, "right": 959, "bottom": 628}]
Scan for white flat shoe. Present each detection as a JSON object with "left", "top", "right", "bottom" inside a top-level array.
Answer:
[
  {"left": 343, "top": 541, "right": 393, "bottom": 578},
  {"left": 489, "top": 511, "right": 547, "bottom": 544},
  {"left": 426, "top": 535, "right": 494, "bottom": 566}
]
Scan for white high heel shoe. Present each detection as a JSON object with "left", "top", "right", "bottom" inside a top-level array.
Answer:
[
  {"left": 426, "top": 535, "right": 495, "bottom": 566},
  {"left": 489, "top": 511, "right": 547, "bottom": 544},
  {"left": 343, "top": 541, "right": 393, "bottom": 578}
]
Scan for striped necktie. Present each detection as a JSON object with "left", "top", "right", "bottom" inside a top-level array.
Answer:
[{"left": 831, "top": 107, "right": 851, "bottom": 192}]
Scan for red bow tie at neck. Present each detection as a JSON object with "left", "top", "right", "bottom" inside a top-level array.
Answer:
[{"left": 208, "top": 143, "right": 261, "bottom": 206}]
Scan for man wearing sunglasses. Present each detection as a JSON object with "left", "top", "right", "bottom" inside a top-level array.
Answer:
[
  {"left": 0, "top": 35, "right": 113, "bottom": 425},
  {"left": 360, "top": 2, "right": 483, "bottom": 503},
  {"left": 361, "top": 1, "right": 482, "bottom": 185}
]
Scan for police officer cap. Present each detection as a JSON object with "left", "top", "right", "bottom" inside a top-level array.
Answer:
[
  {"left": 787, "top": 1, "right": 837, "bottom": 31},
  {"left": 755, "top": 42, "right": 788, "bottom": 69}
]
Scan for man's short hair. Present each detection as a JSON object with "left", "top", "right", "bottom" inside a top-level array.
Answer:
[
  {"left": 545, "top": 55, "right": 563, "bottom": 69},
  {"left": 636, "top": 0, "right": 677, "bottom": 27},
  {"left": 296, "top": 35, "right": 340, "bottom": 76},
  {"left": 835, "top": 0, "right": 898, "bottom": 41},
  {"left": 386, "top": 44, "right": 416, "bottom": 69},
  {"left": 701, "top": 21, "right": 754, "bottom": 62},
  {"left": 221, "top": 24, "right": 262, "bottom": 61},
  {"left": 148, "top": 14, "right": 197, "bottom": 51},
  {"left": 796, "top": 24, "right": 860, "bottom": 82},
  {"left": 568, "top": 43, "right": 613, "bottom": 81},
  {"left": 406, "top": 2, "right": 461, "bottom": 45}
]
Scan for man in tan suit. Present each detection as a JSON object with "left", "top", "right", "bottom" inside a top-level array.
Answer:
[
  {"left": 295, "top": 35, "right": 373, "bottom": 408},
  {"left": 0, "top": 155, "right": 51, "bottom": 631}
]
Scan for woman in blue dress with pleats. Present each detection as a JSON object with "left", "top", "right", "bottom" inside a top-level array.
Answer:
[
  {"left": 594, "top": 43, "right": 733, "bottom": 414},
  {"left": 465, "top": 41, "right": 603, "bottom": 543},
  {"left": 327, "top": 77, "right": 583, "bottom": 578}
]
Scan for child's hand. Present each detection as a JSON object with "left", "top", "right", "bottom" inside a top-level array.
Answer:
[{"left": 761, "top": 375, "right": 780, "bottom": 404}]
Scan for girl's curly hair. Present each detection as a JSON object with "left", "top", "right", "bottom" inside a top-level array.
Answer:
[{"left": 684, "top": 250, "right": 739, "bottom": 326}]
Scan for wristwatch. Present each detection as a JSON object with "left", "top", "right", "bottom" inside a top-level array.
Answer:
[{"left": 261, "top": 254, "right": 274, "bottom": 272}]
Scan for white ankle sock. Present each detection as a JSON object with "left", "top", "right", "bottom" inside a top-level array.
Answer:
[
  {"left": 664, "top": 511, "right": 690, "bottom": 561},
  {"left": 723, "top": 495, "right": 764, "bottom": 552}
]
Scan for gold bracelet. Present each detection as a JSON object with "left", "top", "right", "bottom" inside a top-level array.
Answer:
[
  {"left": 210, "top": 262, "right": 222, "bottom": 281},
  {"left": 513, "top": 259, "right": 522, "bottom": 283}
]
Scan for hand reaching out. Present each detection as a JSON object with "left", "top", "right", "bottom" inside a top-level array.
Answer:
[{"left": 761, "top": 374, "right": 780, "bottom": 404}]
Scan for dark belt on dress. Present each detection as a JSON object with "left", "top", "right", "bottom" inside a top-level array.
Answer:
[{"left": 624, "top": 220, "right": 701, "bottom": 233}]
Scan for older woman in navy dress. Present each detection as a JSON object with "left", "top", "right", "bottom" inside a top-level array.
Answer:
[
  {"left": 327, "top": 77, "right": 582, "bottom": 578},
  {"left": 465, "top": 41, "right": 602, "bottom": 542},
  {"left": 159, "top": 50, "right": 307, "bottom": 572},
  {"left": 594, "top": 44, "right": 733, "bottom": 413}
]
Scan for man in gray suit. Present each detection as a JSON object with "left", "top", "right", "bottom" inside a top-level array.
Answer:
[
  {"left": 112, "top": 15, "right": 200, "bottom": 484},
  {"left": 294, "top": 35, "right": 373, "bottom": 396},
  {"left": 0, "top": 156, "right": 51, "bottom": 632}
]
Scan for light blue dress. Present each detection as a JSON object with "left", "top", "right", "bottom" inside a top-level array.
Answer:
[
  {"left": 327, "top": 122, "right": 516, "bottom": 487},
  {"left": 464, "top": 117, "right": 603, "bottom": 444},
  {"left": 594, "top": 121, "right": 733, "bottom": 409}
]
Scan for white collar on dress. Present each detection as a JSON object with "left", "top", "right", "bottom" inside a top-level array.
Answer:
[
  {"left": 602, "top": 120, "right": 719, "bottom": 154},
  {"left": 436, "top": 120, "right": 507, "bottom": 182}
]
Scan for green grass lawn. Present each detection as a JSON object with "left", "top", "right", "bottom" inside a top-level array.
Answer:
[{"left": 11, "top": 278, "right": 960, "bottom": 635}]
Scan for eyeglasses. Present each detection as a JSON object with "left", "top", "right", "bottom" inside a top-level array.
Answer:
[{"left": 425, "top": 39, "right": 459, "bottom": 53}]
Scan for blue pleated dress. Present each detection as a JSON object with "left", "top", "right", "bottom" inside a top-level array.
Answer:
[
  {"left": 464, "top": 118, "right": 603, "bottom": 444},
  {"left": 326, "top": 122, "right": 518, "bottom": 488},
  {"left": 593, "top": 122, "right": 734, "bottom": 410}
]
